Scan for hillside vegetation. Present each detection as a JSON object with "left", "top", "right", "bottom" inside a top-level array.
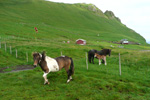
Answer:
[
  {"left": 0, "top": 0, "right": 150, "bottom": 100},
  {"left": 0, "top": 0, "right": 146, "bottom": 43}
]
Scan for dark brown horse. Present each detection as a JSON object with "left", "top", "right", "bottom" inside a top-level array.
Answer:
[
  {"left": 33, "top": 52, "right": 74, "bottom": 84},
  {"left": 88, "top": 49, "right": 111, "bottom": 64}
]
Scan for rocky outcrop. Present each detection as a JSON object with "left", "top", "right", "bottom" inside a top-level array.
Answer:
[{"left": 104, "top": 10, "right": 121, "bottom": 22}]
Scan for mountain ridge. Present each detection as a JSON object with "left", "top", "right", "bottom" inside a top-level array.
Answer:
[{"left": 0, "top": 0, "right": 146, "bottom": 44}]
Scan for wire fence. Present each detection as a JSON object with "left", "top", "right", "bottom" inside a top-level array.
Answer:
[
  {"left": 0, "top": 42, "right": 29, "bottom": 63},
  {"left": 0, "top": 36, "right": 150, "bottom": 76}
]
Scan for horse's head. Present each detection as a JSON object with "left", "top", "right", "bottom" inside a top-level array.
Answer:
[
  {"left": 32, "top": 52, "right": 42, "bottom": 68},
  {"left": 94, "top": 53, "right": 98, "bottom": 58}
]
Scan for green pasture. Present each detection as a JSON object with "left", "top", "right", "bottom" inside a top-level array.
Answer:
[
  {"left": 0, "top": 53, "right": 150, "bottom": 100},
  {"left": 0, "top": 37, "right": 150, "bottom": 99}
]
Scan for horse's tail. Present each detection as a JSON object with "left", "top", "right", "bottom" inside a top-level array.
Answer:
[
  {"left": 88, "top": 52, "right": 91, "bottom": 63},
  {"left": 109, "top": 49, "right": 111, "bottom": 56},
  {"left": 69, "top": 57, "right": 74, "bottom": 75}
]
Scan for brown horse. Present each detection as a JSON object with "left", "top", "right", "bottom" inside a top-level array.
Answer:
[
  {"left": 94, "top": 53, "right": 107, "bottom": 65},
  {"left": 33, "top": 52, "right": 74, "bottom": 84}
]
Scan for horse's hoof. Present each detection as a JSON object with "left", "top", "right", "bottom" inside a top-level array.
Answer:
[
  {"left": 44, "top": 81, "right": 50, "bottom": 85},
  {"left": 67, "top": 79, "right": 70, "bottom": 83},
  {"left": 70, "top": 77, "right": 72, "bottom": 80}
]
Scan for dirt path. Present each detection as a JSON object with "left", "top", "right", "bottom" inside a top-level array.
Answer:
[
  {"left": 0, "top": 65, "right": 34, "bottom": 73},
  {"left": 140, "top": 50, "right": 150, "bottom": 52}
]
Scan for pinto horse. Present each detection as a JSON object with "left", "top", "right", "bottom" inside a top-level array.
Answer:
[
  {"left": 88, "top": 49, "right": 111, "bottom": 64},
  {"left": 94, "top": 53, "right": 106, "bottom": 65},
  {"left": 33, "top": 52, "right": 74, "bottom": 84}
]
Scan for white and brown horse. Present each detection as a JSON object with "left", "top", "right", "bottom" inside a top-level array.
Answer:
[
  {"left": 94, "top": 53, "right": 106, "bottom": 65},
  {"left": 33, "top": 52, "right": 74, "bottom": 84}
]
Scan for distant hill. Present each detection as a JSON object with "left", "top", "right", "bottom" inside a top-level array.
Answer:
[{"left": 0, "top": 0, "right": 146, "bottom": 44}]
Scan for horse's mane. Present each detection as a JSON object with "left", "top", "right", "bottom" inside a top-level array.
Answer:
[{"left": 42, "top": 51, "right": 46, "bottom": 61}]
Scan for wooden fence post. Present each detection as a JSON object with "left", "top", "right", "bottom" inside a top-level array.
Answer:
[
  {"left": 5, "top": 43, "right": 7, "bottom": 52},
  {"left": 16, "top": 49, "right": 18, "bottom": 58},
  {"left": 61, "top": 51, "right": 62, "bottom": 56},
  {"left": 0, "top": 41, "right": 1, "bottom": 48},
  {"left": 26, "top": 52, "right": 28, "bottom": 62},
  {"left": 86, "top": 52, "right": 88, "bottom": 70},
  {"left": 10, "top": 46, "right": 12, "bottom": 54},
  {"left": 119, "top": 53, "right": 121, "bottom": 75}
]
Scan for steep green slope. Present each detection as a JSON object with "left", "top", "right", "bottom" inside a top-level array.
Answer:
[{"left": 0, "top": 0, "right": 146, "bottom": 44}]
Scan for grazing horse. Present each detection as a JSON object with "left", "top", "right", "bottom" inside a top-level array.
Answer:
[
  {"left": 88, "top": 49, "right": 97, "bottom": 64},
  {"left": 88, "top": 49, "right": 111, "bottom": 64},
  {"left": 94, "top": 53, "right": 106, "bottom": 65},
  {"left": 32, "top": 52, "right": 74, "bottom": 84}
]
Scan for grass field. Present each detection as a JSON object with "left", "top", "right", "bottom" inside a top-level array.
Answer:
[
  {"left": 0, "top": 0, "right": 150, "bottom": 100},
  {"left": 0, "top": 53, "right": 150, "bottom": 100}
]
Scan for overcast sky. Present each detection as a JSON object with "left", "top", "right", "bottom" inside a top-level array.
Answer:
[{"left": 47, "top": 0, "right": 150, "bottom": 43}]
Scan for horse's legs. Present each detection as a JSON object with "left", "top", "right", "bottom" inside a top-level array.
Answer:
[
  {"left": 88, "top": 55, "right": 91, "bottom": 63},
  {"left": 104, "top": 56, "right": 107, "bottom": 65},
  {"left": 67, "top": 70, "right": 72, "bottom": 83},
  {"left": 65, "top": 65, "right": 73, "bottom": 83},
  {"left": 101, "top": 59, "right": 105, "bottom": 64},
  {"left": 43, "top": 72, "right": 50, "bottom": 85},
  {"left": 92, "top": 56, "right": 94, "bottom": 64},
  {"left": 99, "top": 58, "right": 101, "bottom": 65}
]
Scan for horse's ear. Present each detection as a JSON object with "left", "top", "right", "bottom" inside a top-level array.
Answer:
[{"left": 32, "top": 52, "right": 36, "bottom": 56}]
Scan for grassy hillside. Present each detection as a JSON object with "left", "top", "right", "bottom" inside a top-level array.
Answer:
[
  {"left": 0, "top": 0, "right": 150, "bottom": 100},
  {"left": 0, "top": 0, "right": 146, "bottom": 43}
]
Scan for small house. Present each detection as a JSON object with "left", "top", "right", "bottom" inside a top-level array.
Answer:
[
  {"left": 76, "top": 39, "right": 86, "bottom": 45},
  {"left": 122, "top": 40, "right": 129, "bottom": 44},
  {"left": 120, "top": 39, "right": 129, "bottom": 44}
]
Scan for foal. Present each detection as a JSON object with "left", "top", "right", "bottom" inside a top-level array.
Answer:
[
  {"left": 88, "top": 49, "right": 111, "bottom": 64},
  {"left": 33, "top": 52, "right": 74, "bottom": 84},
  {"left": 94, "top": 53, "right": 107, "bottom": 65}
]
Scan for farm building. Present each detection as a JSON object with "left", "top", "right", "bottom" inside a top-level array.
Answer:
[
  {"left": 120, "top": 39, "right": 129, "bottom": 44},
  {"left": 76, "top": 39, "right": 86, "bottom": 45}
]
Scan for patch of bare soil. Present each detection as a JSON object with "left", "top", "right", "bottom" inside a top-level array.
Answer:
[{"left": 0, "top": 65, "right": 34, "bottom": 73}]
